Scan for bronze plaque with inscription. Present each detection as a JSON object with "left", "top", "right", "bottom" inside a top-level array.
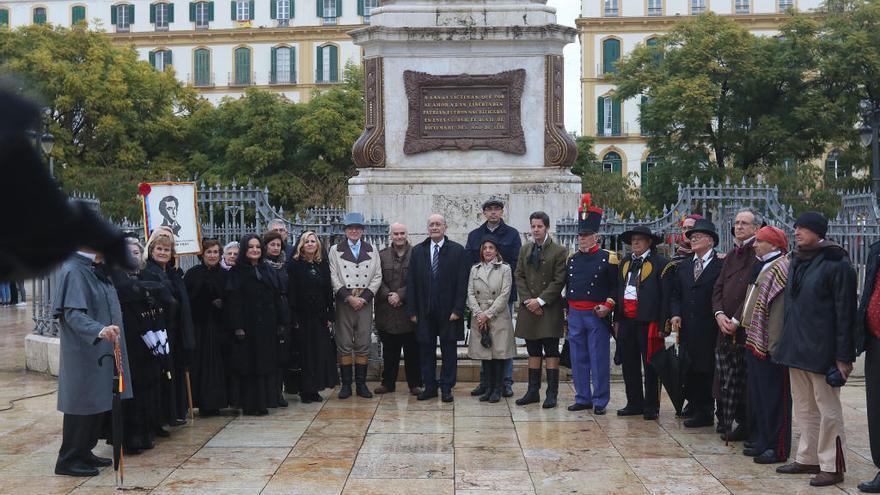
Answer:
[{"left": 403, "top": 70, "right": 526, "bottom": 155}]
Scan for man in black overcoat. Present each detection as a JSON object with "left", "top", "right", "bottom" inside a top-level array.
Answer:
[
  {"left": 669, "top": 219, "right": 723, "bottom": 428},
  {"left": 407, "top": 214, "right": 469, "bottom": 403}
]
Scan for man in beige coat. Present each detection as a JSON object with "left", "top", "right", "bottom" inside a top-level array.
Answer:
[
  {"left": 329, "top": 212, "right": 382, "bottom": 399},
  {"left": 513, "top": 211, "right": 569, "bottom": 409}
]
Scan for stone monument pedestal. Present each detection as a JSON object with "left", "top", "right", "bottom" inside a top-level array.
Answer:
[{"left": 348, "top": 0, "right": 580, "bottom": 241}]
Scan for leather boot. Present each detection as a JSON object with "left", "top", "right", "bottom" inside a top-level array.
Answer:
[
  {"left": 543, "top": 368, "right": 559, "bottom": 409},
  {"left": 355, "top": 364, "right": 373, "bottom": 398},
  {"left": 515, "top": 368, "right": 541, "bottom": 406},
  {"left": 338, "top": 364, "right": 353, "bottom": 399},
  {"left": 488, "top": 360, "right": 502, "bottom": 403},
  {"left": 479, "top": 360, "right": 493, "bottom": 402}
]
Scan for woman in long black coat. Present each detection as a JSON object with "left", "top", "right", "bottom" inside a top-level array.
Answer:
[
  {"left": 184, "top": 239, "right": 228, "bottom": 416},
  {"left": 226, "top": 234, "right": 287, "bottom": 415},
  {"left": 141, "top": 228, "right": 196, "bottom": 426},
  {"left": 287, "top": 231, "right": 338, "bottom": 403},
  {"left": 263, "top": 231, "right": 292, "bottom": 407},
  {"left": 112, "top": 237, "right": 165, "bottom": 453}
]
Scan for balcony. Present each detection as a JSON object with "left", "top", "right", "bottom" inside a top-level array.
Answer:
[
  {"left": 187, "top": 72, "right": 215, "bottom": 88},
  {"left": 228, "top": 72, "right": 257, "bottom": 87}
]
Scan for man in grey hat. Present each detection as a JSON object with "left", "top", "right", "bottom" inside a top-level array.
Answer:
[
  {"left": 329, "top": 212, "right": 383, "bottom": 399},
  {"left": 53, "top": 247, "right": 132, "bottom": 477}
]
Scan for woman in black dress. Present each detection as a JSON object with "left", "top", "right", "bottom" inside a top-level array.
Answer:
[
  {"left": 263, "top": 231, "right": 292, "bottom": 407},
  {"left": 226, "top": 234, "right": 287, "bottom": 415},
  {"left": 288, "top": 231, "right": 339, "bottom": 403},
  {"left": 184, "top": 239, "right": 228, "bottom": 416},
  {"left": 141, "top": 228, "right": 195, "bottom": 426}
]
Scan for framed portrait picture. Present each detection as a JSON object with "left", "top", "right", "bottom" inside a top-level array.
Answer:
[{"left": 140, "top": 181, "right": 202, "bottom": 255}]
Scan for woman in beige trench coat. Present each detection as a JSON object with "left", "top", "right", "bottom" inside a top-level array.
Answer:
[{"left": 467, "top": 236, "right": 516, "bottom": 403}]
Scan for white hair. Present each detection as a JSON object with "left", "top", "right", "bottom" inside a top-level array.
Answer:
[{"left": 223, "top": 241, "right": 240, "bottom": 253}]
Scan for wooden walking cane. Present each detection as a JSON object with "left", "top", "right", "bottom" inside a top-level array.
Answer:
[{"left": 184, "top": 369, "right": 194, "bottom": 422}]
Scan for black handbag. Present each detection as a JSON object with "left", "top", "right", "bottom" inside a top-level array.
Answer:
[{"left": 479, "top": 327, "right": 492, "bottom": 349}]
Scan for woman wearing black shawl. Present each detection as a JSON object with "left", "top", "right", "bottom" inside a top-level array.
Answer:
[
  {"left": 263, "top": 231, "right": 292, "bottom": 407},
  {"left": 141, "top": 228, "right": 196, "bottom": 426},
  {"left": 184, "top": 239, "right": 229, "bottom": 416},
  {"left": 287, "top": 231, "right": 339, "bottom": 403},
  {"left": 226, "top": 234, "right": 287, "bottom": 415}
]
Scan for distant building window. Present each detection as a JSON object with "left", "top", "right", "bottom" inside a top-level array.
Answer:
[
  {"left": 647, "top": 0, "right": 662, "bottom": 15},
  {"left": 234, "top": 0, "right": 252, "bottom": 21},
  {"left": 112, "top": 4, "right": 132, "bottom": 31},
  {"left": 271, "top": 46, "right": 295, "bottom": 83},
  {"left": 602, "top": 152, "right": 623, "bottom": 173},
  {"left": 604, "top": 97, "right": 613, "bottom": 136},
  {"left": 150, "top": 49, "right": 172, "bottom": 70},
  {"left": 273, "top": 0, "right": 290, "bottom": 25},
  {"left": 194, "top": 1, "right": 211, "bottom": 28},
  {"left": 690, "top": 0, "right": 706, "bottom": 14},
  {"left": 0, "top": 8, "right": 9, "bottom": 28},
  {"left": 825, "top": 150, "right": 850, "bottom": 179},
  {"left": 642, "top": 154, "right": 660, "bottom": 187},
  {"left": 152, "top": 3, "right": 172, "bottom": 29},
  {"left": 71, "top": 5, "right": 86, "bottom": 25},
  {"left": 735, "top": 0, "right": 750, "bottom": 13},
  {"left": 316, "top": 44, "right": 338, "bottom": 83},
  {"left": 602, "top": 38, "right": 620, "bottom": 75},
  {"left": 234, "top": 46, "right": 252, "bottom": 85},
  {"left": 33, "top": 7, "right": 47, "bottom": 25},
  {"left": 778, "top": 0, "right": 793, "bottom": 10},
  {"left": 604, "top": 0, "right": 619, "bottom": 16},
  {"left": 362, "top": 0, "right": 378, "bottom": 23},
  {"left": 597, "top": 96, "right": 621, "bottom": 136},
  {"left": 194, "top": 48, "right": 211, "bottom": 86},
  {"left": 322, "top": 0, "right": 337, "bottom": 25}
]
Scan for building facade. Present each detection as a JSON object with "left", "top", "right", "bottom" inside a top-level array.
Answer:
[
  {"left": 0, "top": 0, "right": 375, "bottom": 103},
  {"left": 578, "top": 0, "right": 823, "bottom": 187}
]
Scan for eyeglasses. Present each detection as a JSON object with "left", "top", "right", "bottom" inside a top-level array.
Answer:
[{"left": 688, "top": 233, "right": 709, "bottom": 241}]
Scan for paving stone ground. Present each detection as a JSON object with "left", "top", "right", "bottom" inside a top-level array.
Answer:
[{"left": 0, "top": 304, "right": 873, "bottom": 494}]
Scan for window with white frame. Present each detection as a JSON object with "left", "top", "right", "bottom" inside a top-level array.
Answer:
[
  {"left": 735, "top": 0, "right": 749, "bottom": 13},
  {"left": 603, "top": 97, "right": 613, "bottom": 136},
  {"left": 690, "top": 0, "right": 706, "bottom": 14},
  {"left": 363, "top": 0, "right": 378, "bottom": 23},
  {"left": 275, "top": 47, "right": 291, "bottom": 83},
  {"left": 323, "top": 0, "right": 337, "bottom": 24},
  {"left": 277, "top": 0, "right": 289, "bottom": 20},
  {"left": 604, "top": 0, "right": 619, "bottom": 16},
  {"left": 647, "top": 0, "right": 662, "bottom": 15},
  {"left": 195, "top": 1, "right": 209, "bottom": 28},
  {"left": 322, "top": 45, "right": 331, "bottom": 81},
  {"left": 778, "top": 0, "right": 793, "bottom": 10},
  {"left": 116, "top": 4, "right": 130, "bottom": 31},
  {"left": 153, "top": 50, "right": 167, "bottom": 70},
  {"left": 236, "top": 0, "right": 249, "bottom": 21},
  {"left": 155, "top": 3, "right": 169, "bottom": 28}
]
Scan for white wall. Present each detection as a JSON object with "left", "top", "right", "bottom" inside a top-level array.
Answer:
[{"left": 582, "top": 0, "right": 823, "bottom": 16}]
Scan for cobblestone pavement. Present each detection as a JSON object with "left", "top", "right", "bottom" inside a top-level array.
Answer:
[{"left": 0, "top": 305, "right": 874, "bottom": 494}]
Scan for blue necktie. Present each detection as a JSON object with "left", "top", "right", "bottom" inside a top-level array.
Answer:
[
  {"left": 432, "top": 244, "right": 440, "bottom": 277},
  {"left": 351, "top": 242, "right": 359, "bottom": 259}
]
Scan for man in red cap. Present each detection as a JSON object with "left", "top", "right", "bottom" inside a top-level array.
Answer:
[{"left": 741, "top": 226, "right": 791, "bottom": 464}]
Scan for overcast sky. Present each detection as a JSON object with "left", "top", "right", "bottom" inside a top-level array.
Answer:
[{"left": 546, "top": 0, "right": 582, "bottom": 134}]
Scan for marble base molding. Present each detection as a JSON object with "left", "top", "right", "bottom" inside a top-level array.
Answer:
[
  {"left": 352, "top": 57, "right": 387, "bottom": 168},
  {"left": 544, "top": 54, "right": 578, "bottom": 168}
]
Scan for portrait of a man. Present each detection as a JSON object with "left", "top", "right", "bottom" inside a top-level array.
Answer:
[
  {"left": 142, "top": 182, "right": 202, "bottom": 255},
  {"left": 158, "top": 195, "right": 182, "bottom": 236}
]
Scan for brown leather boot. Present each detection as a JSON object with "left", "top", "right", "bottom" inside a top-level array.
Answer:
[
  {"left": 776, "top": 462, "right": 821, "bottom": 475},
  {"left": 810, "top": 471, "right": 843, "bottom": 487}
]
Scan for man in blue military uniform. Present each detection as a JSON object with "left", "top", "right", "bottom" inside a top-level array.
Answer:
[
  {"left": 566, "top": 194, "right": 618, "bottom": 414},
  {"left": 466, "top": 197, "right": 522, "bottom": 398}
]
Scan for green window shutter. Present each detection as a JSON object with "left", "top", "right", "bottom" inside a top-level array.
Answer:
[
  {"left": 111, "top": 5, "right": 118, "bottom": 25},
  {"left": 337, "top": 0, "right": 342, "bottom": 16},
  {"left": 611, "top": 98, "right": 621, "bottom": 135},
  {"left": 195, "top": 48, "right": 209, "bottom": 85},
  {"left": 614, "top": 159, "right": 622, "bottom": 174},
  {"left": 641, "top": 161, "right": 648, "bottom": 187},
  {"left": 270, "top": 0, "right": 276, "bottom": 18},
  {"left": 150, "top": 3, "right": 156, "bottom": 23},
  {"left": 290, "top": 46, "right": 296, "bottom": 82},
  {"left": 329, "top": 44, "right": 338, "bottom": 82},
  {"left": 596, "top": 97, "right": 604, "bottom": 137},
  {"left": 291, "top": 0, "right": 295, "bottom": 17},
  {"left": 168, "top": 3, "right": 174, "bottom": 22},
  {"left": 0, "top": 9, "right": 8, "bottom": 27},
  {"left": 189, "top": 2, "right": 196, "bottom": 21},
  {"left": 72, "top": 6, "right": 86, "bottom": 24},
  {"left": 231, "top": 0, "right": 236, "bottom": 20},
  {"left": 317, "top": 0, "right": 322, "bottom": 16},
  {"left": 166, "top": 49, "right": 173, "bottom": 66},
  {"left": 129, "top": 4, "right": 135, "bottom": 22},
  {"left": 235, "top": 48, "right": 250, "bottom": 84},
  {"left": 316, "top": 45, "right": 323, "bottom": 81},
  {"left": 603, "top": 39, "right": 620, "bottom": 75},
  {"left": 208, "top": 1, "right": 214, "bottom": 21},
  {"left": 149, "top": 50, "right": 156, "bottom": 67},
  {"left": 249, "top": 0, "right": 254, "bottom": 19},
  {"left": 640, "top": 95, "right": 648, "bottom": 136},
  {"left": 358, "top": 0, "right": 363, "bottom": 15},
  {"left": 271, "top": 46, "right": 277, "bottom": 83}
]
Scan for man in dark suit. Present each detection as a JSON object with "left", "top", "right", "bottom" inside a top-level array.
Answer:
[
  {"left": 407, "top": 214, "right": 470, "bottom": 403},
  {"left": 615, "top": 226, "right": 668, "bottom": 421},
  {"left": 670, "top": 218, "right": 723, "bottom": 428}
]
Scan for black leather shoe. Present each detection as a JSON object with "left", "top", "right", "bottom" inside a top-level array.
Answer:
[
  {"left": 643, "top": 412, "right": 659, "bottom": 421},
  {"left": 858, "top": 472, "right": 880, "bottom": 493},
  {"left": 470, "top": 384, "right": 487, "bottom": 396},
  {"left": 617, "top": 406, "right": 644, "bottom": 416},
  {"left": 753, "top": 449, "right": 784, "bottom": 464},
  {"left": 55, "top": 461, "right": 99, "bottom": 477},
  {"left": 743, "top": 447, "right": 761, "bottom": 457},
  {"left": 418, "top": 388, "right": 438, "bottom": 401},
  {"left": 593, "top": 406, "right": 607, "bottom": 415},
  {"left": 85, "top": 453, "right": 112, "bottom": 467},
  {"left": 502, "top": 384, "right": 514, "bottom": 398},
  {"left": 441, "top": 390, "right": 454, "bottom": 403},
  {"left": 567, "top": 403, "right": 593, "bottom": 411},
  {"left": 684, "top": 413, "right": 714, "bottom": 428}
]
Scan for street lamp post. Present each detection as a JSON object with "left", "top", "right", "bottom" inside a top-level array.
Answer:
[
  {"left": 40, "top": 131, "right": 55, "bottom": 178},
  {"left": 860, "top": 104, "right": 880, "bottom": 202}
]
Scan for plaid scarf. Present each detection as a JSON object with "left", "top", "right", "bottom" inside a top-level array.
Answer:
[{"left": 745, "top": 256, "right": 789, "bottom": 360}]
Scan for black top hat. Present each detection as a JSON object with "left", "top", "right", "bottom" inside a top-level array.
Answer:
[
  {"left": 577, "top": 193, "right": 603, "bottom": 235},
  {"left": 620, "top": 225, "right": 663, "bottom": 246},
  {"left": 684, "top": 218, "right": 719, "bottom": 245},
  {"left": 482, "top": 197, "right": 504, "bottom": 210}
]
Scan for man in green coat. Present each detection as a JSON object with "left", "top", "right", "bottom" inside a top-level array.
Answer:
[{"left": 513, "top": 211, "right": 569, "bottom": 408}]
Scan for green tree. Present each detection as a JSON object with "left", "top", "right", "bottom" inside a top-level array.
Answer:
[
  {"left": 571, "top": 136, "right": 652, "bottom": 217},
  {"left": 614, "top": 13, "right": 838, "bottom": 171}
]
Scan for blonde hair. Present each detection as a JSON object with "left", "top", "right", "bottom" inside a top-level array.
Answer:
[
  {"left": 293, "top": 231, "right": 323, "bottom": 263},
  {"left": 145, "top": 227, "right": 176, "bottom": 263}
]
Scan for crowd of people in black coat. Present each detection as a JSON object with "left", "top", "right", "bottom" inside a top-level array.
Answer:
[{"left": 112, "top": 224, "right": 338, "bottom": 453}]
